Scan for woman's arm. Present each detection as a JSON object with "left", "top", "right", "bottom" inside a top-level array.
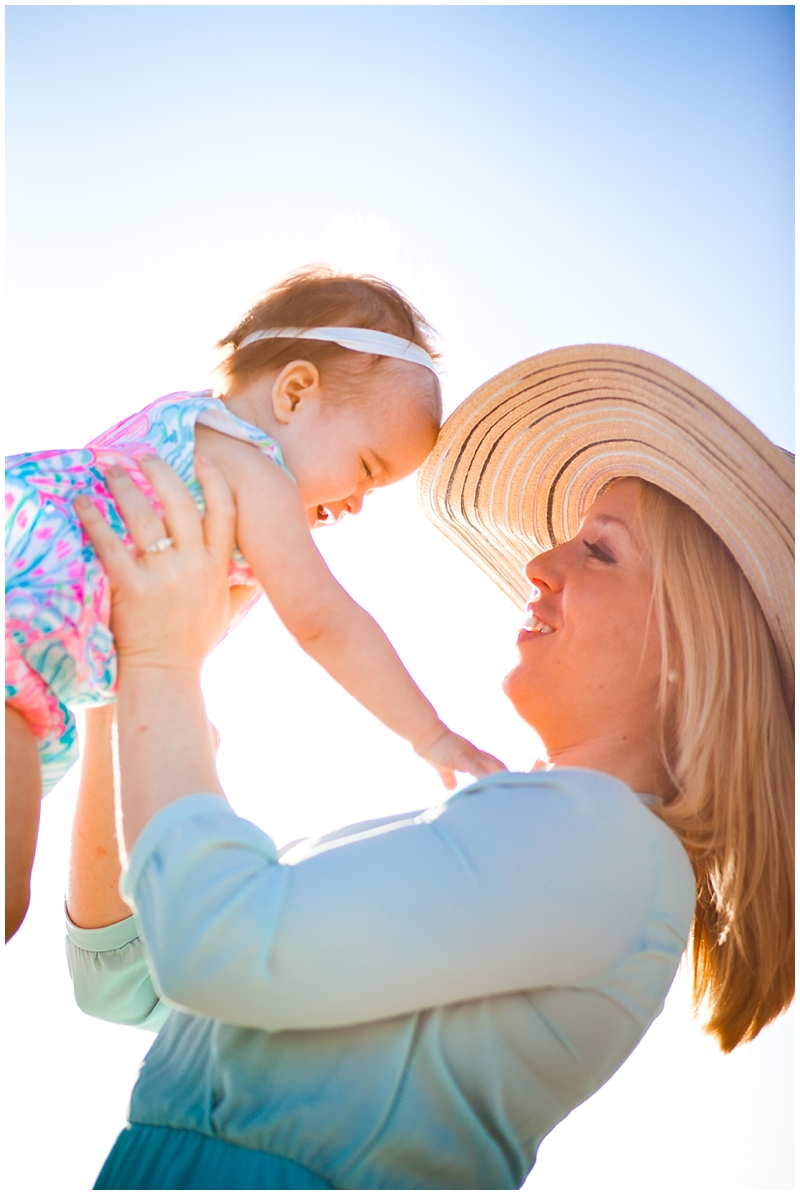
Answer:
[
  {"left": 65, "top": 705, "right": 168, "bottom": 1031},
  {"left": 75, "top": 456, "right": 232, "bottom": 853},
  {"left": 67, "top": 704, "right": 131, "bottom": 928},
  {"left": 67, "top": 582, "right": 255, "bottom": 926},
  {"left": 119, "top": 773, "right": 694, "bottom": 1031}
]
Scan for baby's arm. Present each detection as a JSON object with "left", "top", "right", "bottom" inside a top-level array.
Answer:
[{"left": 200, "top": 435, "right": 504, "bottom": 787}]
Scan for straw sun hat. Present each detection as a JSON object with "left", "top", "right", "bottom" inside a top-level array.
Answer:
[{"left": 417, "top": 344, "right": 794, "bottom": 687}]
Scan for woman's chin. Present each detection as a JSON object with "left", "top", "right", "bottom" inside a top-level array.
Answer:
[{"left": 502, "top": 665, "right": 540, "bottom": 727}]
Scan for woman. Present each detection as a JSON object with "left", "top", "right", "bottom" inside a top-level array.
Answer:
[{"left": 66, "top": 346, "right": 793, "bottom": 1190}]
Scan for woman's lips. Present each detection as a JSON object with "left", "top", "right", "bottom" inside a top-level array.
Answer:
[{"left": 517, "top": 611, "right": 555, "bottom": 643}]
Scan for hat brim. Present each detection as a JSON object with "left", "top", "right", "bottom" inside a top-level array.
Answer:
[{"left": 418, "top": 345, "right": 794, "bottom": 684}]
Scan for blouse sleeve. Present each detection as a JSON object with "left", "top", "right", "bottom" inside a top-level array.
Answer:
[
  {"left": 65, "top": 910, "right": 170, "bottom": 1032},
  {"left": 119, "top": 771, "right": 695, "bottom": 1033}
]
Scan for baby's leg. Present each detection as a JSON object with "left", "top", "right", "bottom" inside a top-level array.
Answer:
[{"left": 5, "top": 705, "right": 42, "bottom": 941}]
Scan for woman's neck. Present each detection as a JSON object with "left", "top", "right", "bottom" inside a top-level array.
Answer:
[{"left": 535, "top": 732, "right": 671, "bottom": 799}]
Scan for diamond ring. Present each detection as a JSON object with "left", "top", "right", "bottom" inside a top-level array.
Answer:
[{"left": 143, "top": 536, "right": 174, "bottom": 554}]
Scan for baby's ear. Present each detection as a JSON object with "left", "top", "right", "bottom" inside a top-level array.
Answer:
[{"left": 272, "top": 360, "right": 321, "bottom": 423}]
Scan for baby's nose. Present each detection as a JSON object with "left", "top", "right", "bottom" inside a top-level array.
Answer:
[{"left": 347, "top": 493, "right": 365, "bottom": 516}]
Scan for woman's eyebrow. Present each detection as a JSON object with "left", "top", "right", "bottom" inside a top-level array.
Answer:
[
  {"left": 592, "top": 515, "right": 631, "bottom": 533},
  {"left": 579, "top": 512, "right": 638, "bottom": 545},
  {"left": 580, "top": 513, "right": 628, "bottom": 531},
  {"left": 589, "top": 512, "right": 648, "bottom": 553}
]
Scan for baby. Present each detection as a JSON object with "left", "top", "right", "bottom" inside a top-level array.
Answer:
[{"left": 6, "top": 269, "right": 505, "bottom": 937}]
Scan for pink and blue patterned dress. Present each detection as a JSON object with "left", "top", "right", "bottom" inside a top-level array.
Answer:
[{"left": 6, "top": 392, "right": 288, "bottom": 794}]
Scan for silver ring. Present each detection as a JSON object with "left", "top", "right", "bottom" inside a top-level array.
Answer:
[{"left": 143, "top": 536, "right": 174, "bottom": 555}]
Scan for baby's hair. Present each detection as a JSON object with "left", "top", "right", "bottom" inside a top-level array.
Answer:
[{"left": 218, "top": 266, "right": 442, "bottom": 421}]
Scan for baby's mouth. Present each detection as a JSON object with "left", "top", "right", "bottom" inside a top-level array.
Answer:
[
  {"left": 522, "top": 612, "right": 554, "bottom": 635},
  {"left": 314, "top": 505, "right": 346, "bottom": 526}
]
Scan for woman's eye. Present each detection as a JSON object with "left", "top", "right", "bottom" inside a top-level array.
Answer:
[
  {"left": 583, "top": 539, "right": 616, "bottom": 564},
  {"left": 362, "top": 460, "right": 373, "bottom": 480}
]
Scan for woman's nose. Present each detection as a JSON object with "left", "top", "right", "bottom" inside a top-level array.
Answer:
[
  {"left": 346, "top": 493, "right": 365, "bottom": 516},
  {"left": 524, "top": 545, "right": 563, "bottom": 591}
]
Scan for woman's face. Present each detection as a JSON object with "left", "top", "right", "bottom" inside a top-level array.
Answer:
[{"left": 503, "top": 478, "right": 662, "bottom": 756}]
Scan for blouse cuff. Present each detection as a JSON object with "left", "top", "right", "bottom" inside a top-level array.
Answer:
[{"left": 65, "top": 906, "right": 141, "bottom": 953}]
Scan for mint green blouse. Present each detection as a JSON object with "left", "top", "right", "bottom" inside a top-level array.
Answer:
[{"left": 66, "top": 770, "right": 695, "bottom": 1190}]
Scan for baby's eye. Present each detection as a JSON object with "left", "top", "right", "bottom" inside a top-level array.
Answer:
[
  {"left": 583, "top": 539, "right": 616, "bottom": 564},
  {"left": 361, "top": 460, "right": 373, "bottom": 480}
]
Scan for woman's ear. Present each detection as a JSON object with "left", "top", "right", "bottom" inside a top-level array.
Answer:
[{"left": 271, "top": 360, "right": 321, "bottom": 424}]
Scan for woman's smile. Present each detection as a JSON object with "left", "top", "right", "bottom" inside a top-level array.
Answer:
[
  {"left": 519, "top": 609, "right": 555, "bottom": 637},
  {"left": 518, "top": 586, "right": 557, "bottom": 640}
]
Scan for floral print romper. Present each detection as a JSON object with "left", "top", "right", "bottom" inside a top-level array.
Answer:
[{"left": 6, "top": 392, "right": 288, "bottom": 793}]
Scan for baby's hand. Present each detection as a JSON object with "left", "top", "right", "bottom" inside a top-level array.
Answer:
[{"left": 415, "top": 727, "right": 507, "bottom": 790}]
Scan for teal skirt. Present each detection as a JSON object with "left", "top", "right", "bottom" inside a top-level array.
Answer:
[{"left": 94, "top": 1123, "right": 332, "bottom": 1190}]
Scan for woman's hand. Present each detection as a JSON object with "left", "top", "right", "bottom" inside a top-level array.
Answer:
[
  {"left": 74, "top": 454, "right": 236, "bottom": 677},
  {"left": 74, "top": 455, "right": 234, "bottom": 855}
]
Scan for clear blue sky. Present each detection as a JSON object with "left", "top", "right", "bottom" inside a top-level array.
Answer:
[
  {"left": 5, "top": 6, "right": 794, "bottom": 1193},
  {"left": 6, "top": 4, "right": 794, "bottom": 448}
]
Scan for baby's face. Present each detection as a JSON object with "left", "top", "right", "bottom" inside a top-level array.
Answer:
[{"left": 281, "top": 361, "right": 440, "bottom": 526}]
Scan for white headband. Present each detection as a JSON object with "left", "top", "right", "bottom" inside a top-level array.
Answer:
[{"left": 237, "top": 326, "right": 438, "bottom": 374}]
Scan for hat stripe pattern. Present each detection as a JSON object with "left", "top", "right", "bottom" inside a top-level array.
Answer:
[{"left": 419, "top": 345, "right": 794, "bottom": 688}]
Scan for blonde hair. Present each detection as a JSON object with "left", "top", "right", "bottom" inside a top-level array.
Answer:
[{"left": 635, "top": 481, "right": 794, "bottom": 1052}]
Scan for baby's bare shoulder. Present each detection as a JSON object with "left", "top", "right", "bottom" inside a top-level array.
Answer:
[
  {"left": 194, "top": 425, "right": 290, "bottom": 491},
  {"left": 194, "top": 423, "right": 266, "bottom": 463}
]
